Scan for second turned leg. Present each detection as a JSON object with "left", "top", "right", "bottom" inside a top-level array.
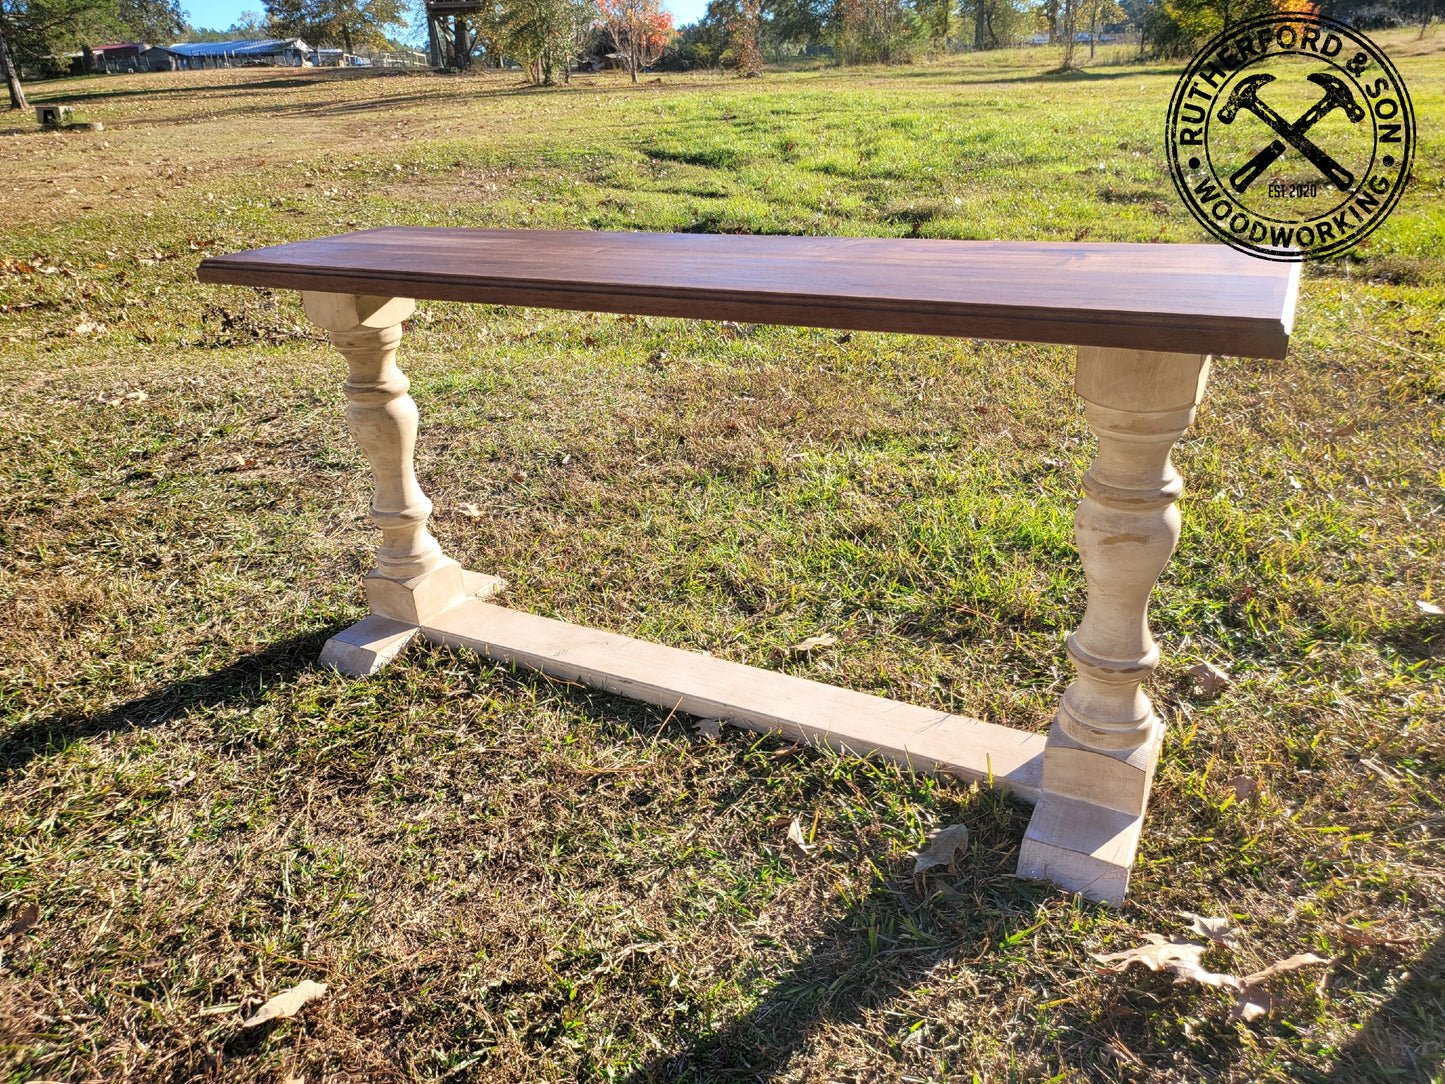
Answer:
[
  {"left": 302, "top": 292, "right": 491, "bottom": 675},
  {"left": 1017, "top": 346, "right": 1212, "bottom": 903}
]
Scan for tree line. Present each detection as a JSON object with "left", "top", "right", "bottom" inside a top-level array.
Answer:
[
  {"left": 0, "top": 0, "right": 675, "bottom": 103},
  {"left": 679, "top": 0, "right": 1436, "bottom": 68},
  {"left": 2, "top": 0, "right": 1435, "bottom": 110},
  {"left": 421, "top": 0, "right": 673, "bottom": 85}
]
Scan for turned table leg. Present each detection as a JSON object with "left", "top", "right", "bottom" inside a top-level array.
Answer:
[
  {"left": 302, "top": 292, "right": 497, "bottom": 676},
  {"left": 1017, "top": 346, "right": 1211, "bottom": 904}
]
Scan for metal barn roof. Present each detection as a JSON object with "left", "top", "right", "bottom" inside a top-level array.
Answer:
[{"left": 159, "top": 38, "right": 309, "bottom": 57}]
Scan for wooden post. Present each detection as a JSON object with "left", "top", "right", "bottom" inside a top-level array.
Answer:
[
  {"left": 1017, "top": 347, "right": 1211, "bottom": 904},
  {"left": 303, "top": 292, "right": 476, "bottom": 675}
]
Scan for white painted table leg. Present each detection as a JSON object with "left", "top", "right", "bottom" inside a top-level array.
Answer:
[
  {"left": 1017, "top": 347, "right": 1211, "bottom": 904},
  {"left": 303, "top": 292, "right": 499, "bottom": 676}
]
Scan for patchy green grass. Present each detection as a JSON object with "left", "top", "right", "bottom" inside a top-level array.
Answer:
[{"left": 1, "top": 32, "right": 1443, "bottom": 1084}]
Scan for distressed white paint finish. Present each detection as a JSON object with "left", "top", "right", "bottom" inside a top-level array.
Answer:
[
  {"left": 302, "top": 294, "right": 1212, "bottom": 903},
  {"left": 1059, "top": 348, "right": 1210, "bottom": 753},
  {"left": 304, "top": 292, "right": 469, "bottom": 628},
  {"left": 1017, "top": 347, "right": 1211, "bottom": 903}
]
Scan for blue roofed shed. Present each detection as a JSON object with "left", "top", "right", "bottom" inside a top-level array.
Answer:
[{"left": 145, "top": 38, "right": 312, "bottom": 70}]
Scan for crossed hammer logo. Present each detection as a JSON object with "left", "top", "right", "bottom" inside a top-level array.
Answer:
[{"left": 1218, "top": 72, "right": 1366, "bottom": 193}]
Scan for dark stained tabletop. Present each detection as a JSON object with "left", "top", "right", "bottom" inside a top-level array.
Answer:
[{"left": 198, "top": 228, "right": 1299, "bottom": 358}]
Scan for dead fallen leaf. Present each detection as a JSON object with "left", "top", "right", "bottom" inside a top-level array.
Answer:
[
  {"left": 240, "top": 979, "right": 328, "bottom": 1028},
  {"left": 1228, "top": 954, "right": 1328, "bottom": 1023},
  {"left": 1094, "top": 935, "right": 1237, "bottom": 988},
  {"left": 1181, "top": 912, "right": 1242, "bottom": 950},
  {"left": 786, "top": 634, "right": 837, "bottom": 656},
  {"left": 1, "top": 902, "right": 40, "bottom": 945},
  {"left": 1228, "top": 774, "right": 1258, "bottom": 801},
  {"left": 124, "top": 389, "right": 147, "bottom": 402},
  {"left": 71, "top": 320, "right": 106, "bottom": 336},
  {"left": 1229, "top": 983, "right": 1272, "bottom": 1023},
  {"left": 1186, "top": 660, "right": 1232, "bottom": 696},
  {"left": 913, "top": 824, "right": 970, "bottom": 876},
  {"left": 1416, "top": 600, "right": 1444, "bottom": 616},
  {"left": 691, "top": 717, "right": 723, "bottom": 741},
  {"left": 786, "top": 816, "right": 815, "bottom": 857},
  {"left": 456, "top": 502, "right": 483, "bottom": 518},
  {"left": 1239, "top": 952, "right": 1329, "bottom": 985}
]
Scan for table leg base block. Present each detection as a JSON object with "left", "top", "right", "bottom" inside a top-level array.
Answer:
[
  {"left": 320, "top": 614, "right": 421, "bottom": 677},
  {"left": 322, "top": 572, "right": 506, "bottom": 677},
  {"left": 1016, "top": 793, "right": 1145, "bottom": 905},
  {"left": 419, "top": 598, "right": 1048, "bottom": 800},
  {"left": 1039, "top": 718, "right": 1162, "bottom": 815},
  {"left": 365, "top": 561, "right": 472, "bottom": 625}
]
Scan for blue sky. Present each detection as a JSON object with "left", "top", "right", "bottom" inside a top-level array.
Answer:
[{"left": 181, "top": 0, "right": 708, "bottom": 36}]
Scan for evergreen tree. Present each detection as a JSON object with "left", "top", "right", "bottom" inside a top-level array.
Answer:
[
  {"left": 915, "top": 0, "right": 949, "bottom": 47},
  {"left": 1, "top": 24, "right": 24, "bottom": 107},
  {"left": 765, "top": 0, "right": 824, "bottom": 49},
  {"left": 110, "top": 0, "right": 182, "bottom": 39}
]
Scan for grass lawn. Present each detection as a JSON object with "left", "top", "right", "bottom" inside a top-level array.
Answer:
[{"left": 1, "top": 33, "right": 1443, "bottom": 1083}]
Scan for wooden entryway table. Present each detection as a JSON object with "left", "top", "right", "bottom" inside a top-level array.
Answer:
[{"left": 199, "top": 228, "right": 1298, "bottom": 903}]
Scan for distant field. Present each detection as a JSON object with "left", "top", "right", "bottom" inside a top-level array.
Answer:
[{"left": 1, "top": 36, "right": 1442, "bottom": 1083}]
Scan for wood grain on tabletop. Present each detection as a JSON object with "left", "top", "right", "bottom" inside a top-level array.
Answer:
[{"left": 199, "top": 227, "right": 1298, "bottom": 357}]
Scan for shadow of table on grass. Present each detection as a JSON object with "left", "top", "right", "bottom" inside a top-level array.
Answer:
[
  {"left": 622, "top": 905, "right": 1444, "bottom": 1084},
  {"left": 612, "top": 808, "right": 1046, "bottom": 1082},
  {"left": 0, "top": 628, "right": 332, "bottom": 785},
  {"left": 1323, "top": 930, "right": 1444, "bottom": 1084}
]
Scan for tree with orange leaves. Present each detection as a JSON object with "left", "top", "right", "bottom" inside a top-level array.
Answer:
[
  {"left": 596, "top": 0, "right": 673, "bottom": 82},
  {"left": 733, "top": 0, "right": 761, "bottom": 75}
]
